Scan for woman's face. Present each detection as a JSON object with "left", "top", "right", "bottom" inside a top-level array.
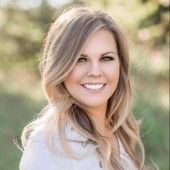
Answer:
[{"left": 64, "top": 28, "right": 120, "bottom": 114}]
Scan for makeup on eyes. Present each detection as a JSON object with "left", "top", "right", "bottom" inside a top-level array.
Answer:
[{"left": 77, "top": 51, "right": 117, "bottom": 63}]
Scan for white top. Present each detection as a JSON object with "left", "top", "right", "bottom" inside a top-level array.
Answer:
[{"left": 19, "top": 123, "right": 138, "bottom": 170}]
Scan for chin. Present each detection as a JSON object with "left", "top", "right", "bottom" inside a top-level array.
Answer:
[{"left": 81, "top": 102, "right": 106, "bottom": 108}]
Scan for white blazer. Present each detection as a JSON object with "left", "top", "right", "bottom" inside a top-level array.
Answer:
[{"left": 19, "top": 123, "right": 138, "bottom": 170}]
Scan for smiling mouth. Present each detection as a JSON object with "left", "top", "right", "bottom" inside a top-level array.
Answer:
[{"left": 81, "top": 83, "right": 106, "bottom": 91}]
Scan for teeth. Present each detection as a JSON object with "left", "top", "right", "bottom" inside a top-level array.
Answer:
[{"left": 83, "top": 84, "right": 104, "bottom": 90}]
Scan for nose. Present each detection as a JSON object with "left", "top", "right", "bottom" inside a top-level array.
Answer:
[{"left": 86, "top": 61, "right": 102, "bottom": 77}]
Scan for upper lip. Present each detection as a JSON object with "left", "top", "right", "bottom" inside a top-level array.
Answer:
[{"left": 81, "top": 83, "right": 106, "bottom": 85}]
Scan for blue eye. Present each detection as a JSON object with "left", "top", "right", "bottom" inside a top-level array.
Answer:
[
  {"left": 101, "top": 56, "right": 114, "bottom": 61},
  {"left": 77, "top": 57, "right": 87, "bottom": 63}
]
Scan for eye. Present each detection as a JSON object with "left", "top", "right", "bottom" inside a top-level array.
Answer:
[
  {"left": 77, "top": 57, "right": 87, "bottom": 63},
  {"left": 100, "top": 56, "right": 114, "bottom": 61}
]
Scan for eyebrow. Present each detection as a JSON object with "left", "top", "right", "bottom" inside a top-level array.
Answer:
[{"left": 80, "top": 51, "right": 117, "bottom": 57}]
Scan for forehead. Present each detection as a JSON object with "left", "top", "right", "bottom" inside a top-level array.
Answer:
[{"left": 81, "top": 28, "right": 117, "bottom": 55}]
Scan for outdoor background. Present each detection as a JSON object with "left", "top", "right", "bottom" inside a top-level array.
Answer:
[{"left": 0, "top": 0, "right": 169, "bottom": 169}]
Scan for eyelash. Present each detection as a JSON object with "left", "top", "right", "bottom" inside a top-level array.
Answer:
[{"left": 77, "top": 56, "right": 114, "bottom": 63}]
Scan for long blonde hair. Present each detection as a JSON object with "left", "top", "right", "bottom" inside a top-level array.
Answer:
[{"left": 21, "top": 6, "right": 146, "bottom": 170}]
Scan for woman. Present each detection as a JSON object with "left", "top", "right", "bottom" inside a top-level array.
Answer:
[{"left": 20, "top": 6, "right": 146, "bottom": 170}]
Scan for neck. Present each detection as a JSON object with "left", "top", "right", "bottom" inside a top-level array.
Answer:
[{"left": 85, "top": 103, "right": 110, "bottom": 135}]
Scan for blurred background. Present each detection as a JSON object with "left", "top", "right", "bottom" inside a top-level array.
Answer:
[{"left": 0, "top": 0, "right": 169, "bottom": 169}]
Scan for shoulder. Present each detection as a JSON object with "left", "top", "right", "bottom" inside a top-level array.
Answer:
[
  {"left": 19, "top": 123, "right": 97, "bottom": 170},
  {"left": 20, "top": 125, "right": 76, "bottom": 170},
  {"left": 19, "top": 125, "right": 60, "bottom": 170}
]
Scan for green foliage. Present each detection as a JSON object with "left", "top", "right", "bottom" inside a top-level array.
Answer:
[
  {"left": 138, "top": 0, "right": 169, "bottom": 46},
  {"left": 0, "top": 83, "right": 45, "bottom": 170}
]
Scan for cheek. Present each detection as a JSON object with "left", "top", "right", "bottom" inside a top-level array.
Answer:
[
  {"left": 107, "top": 64, "right": 120, "bottom": 83},
  {"left": 64, "top": 67, "right": 85, "bottom": 87},
  {"left": 114, "top": 68, "right": 120, "bottom": 82}
]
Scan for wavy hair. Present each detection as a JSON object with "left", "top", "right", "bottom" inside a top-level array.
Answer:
[{"left": 21, "top": 6, "right": 147, "bottom": 170}]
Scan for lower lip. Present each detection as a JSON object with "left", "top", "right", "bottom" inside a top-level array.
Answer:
[{"left": 81, "top": 84, "right": 106, "bottom": 93}]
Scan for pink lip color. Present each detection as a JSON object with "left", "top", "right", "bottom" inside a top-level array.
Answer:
[{"left": 81, "top": 84, "right": 106, "bottom": 93}]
